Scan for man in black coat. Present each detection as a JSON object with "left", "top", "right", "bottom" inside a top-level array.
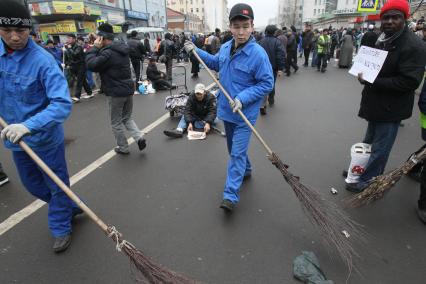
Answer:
[
  {"left": 164, "top": 83, "right": 217, "bottom": 138},
  {"left": 345, "top": 0, "right": 426, "bottom": 192},
  {"left": 86, "top": 23, "right": 146, "bottom": 154},
  {"left": 128, "top": 31, "right": 146, "bottom": 91},
  {"left": 302, "top": 25, "right": 314, "bottom": 66},
  {"left": 258, "top": 25, "right": 285, "bottom": 114},
  {"left": 360, "top": 24, "right": 378, "bottom": 48},
  {"left": 285, "top": 26, "right": 299, "bottom": 76},
  {"left": 159, "top": 32, "right": 176, "bottom": 81},
  {"left": 146, "top": 58, "right": 173, "bottom": 90}
]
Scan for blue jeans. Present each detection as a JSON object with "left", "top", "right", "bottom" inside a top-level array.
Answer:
[
  {"left": 12, "top": 143, "right": 80, "bottom": 237},
  {"left": 311, "top": 50, "right": 318, "bottom": 67},
  {"left": 358, "top": 121, "right": 400, "bottom": 185},
  {"left": 177, "top": 116, "right": 218, "bottom": 130},
  {"left": 86, "top": 70, "right": 95, "bottom": 88},
  {"left": 223, "top": 121, "right": 253, "bottom": 203}
]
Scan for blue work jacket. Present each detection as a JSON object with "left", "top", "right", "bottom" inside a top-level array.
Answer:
[
  {"left": 196, "top": 37, "right": 274, "bottom": 125},
  {"left": 0, "top": 39, "right": 72, "bottom": 151}
]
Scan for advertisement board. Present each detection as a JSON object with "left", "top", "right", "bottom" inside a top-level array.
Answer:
[
  {"left": 52, "top": 1, "right": 85, "bottom": 14},
  {"left": 29, "top": 2, "right": 51, "bottom": 16}
]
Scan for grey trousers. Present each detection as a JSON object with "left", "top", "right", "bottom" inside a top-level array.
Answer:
[{"left": 108, "top": 96, "right": 143, "bottom": 152}]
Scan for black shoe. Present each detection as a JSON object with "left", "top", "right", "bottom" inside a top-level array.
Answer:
[
  {"left": 303, "top": 63, "right": 308, "bottom": 67},
  {"left": 342, "top": 170, "right": 348, "bottom": 178},
  {"left": 345, "top": 182, "right": 365, "bottom": 193},
  {"left": 220, "top": 199, "right": 235, "bottom": 212},
  {"left": 417, "top": 208, "right": 426, "bottom": 224},
  {"left": 53, "top": 234, "right": 71, "bottom": 253},
  {"left": 163, "top": 129, "right": 183, "bottom": 138},
  {"left": 114, "top": 147, "right": 130, "bottom": 155},
  {"left": 321, "top": 69, "right": 326, "bottom": 73},
  {"left": 294, "top": 66, "right": 298, "bottom": 73},
  {"left": 137, "top": 138, "right": 147, "bottom": 151},
  {"left": 0, "top": 172, "right": 9, "bottom": 187},
  {"left": 317, "top": 69, "right": 321, "bottom": 72},
  {"left": 286, "top": 72, "right": 290, "bottom": 77},
  {"left": 268, "top": 98, "right": 274, "bottom": 106},
  {"left": 260, "top": 107, "right": 267, "bottom": 115},
  {"left": 243, "top": 172, "right": 252, "bottom": 182},
  {"left": 191, "top": 74, "right": 198, "bottom": 78}
]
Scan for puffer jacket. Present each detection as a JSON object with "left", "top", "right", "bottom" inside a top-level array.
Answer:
[
  {"left": 86, "top": 42, "right": 134, "bottom": 97},
  {"left": 259, "top": 35, "right": 285, "bottom": 71},
  {"left": 127, "top": 37, "right": 146, "bottom": 60},
  {"left": 184, "top": 91, "right": 217, "bottom": 125}
]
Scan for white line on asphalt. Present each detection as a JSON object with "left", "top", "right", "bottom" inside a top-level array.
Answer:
[{"left": 0, "top": 82, "right": 215, "bottom": 237}]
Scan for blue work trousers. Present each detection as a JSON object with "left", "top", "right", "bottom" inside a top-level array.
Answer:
[
  {"left": 359, "top": 121, "right": 400, "bottom": 185},
  {"left": 223, "top": 121, "right": 253, "bottom": 203},
  {"left": 12, "top": 142, "right": 79, "bottom": 237}
]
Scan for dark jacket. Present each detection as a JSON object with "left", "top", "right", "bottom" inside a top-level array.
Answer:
[
  {"left": 146, "top": 63, "right": 164, "bottom": 81},
  {"left": 159, "top": 39, "right": 175, "bottom": 59},
  {"left": 144, "top": 38, "right": 151, "bottom": 53},
  {"left": 184, "top": 91, "right": 217, "bottom": 125},
  {"left": 127, "top": 37, "right": 146, "bottom": 60},
  {"left": 360, "top": 31, "right": 378, "bottom": 48},
  {"left": 86, "top": 42, "right": 134, "bottom": 97},
  {"left": 259, "top": 35, "right": 285, "bottom": 71},
  {"left": 65, "top": 43, "right": 85, "bottom": 67},
  {"left": 302, "top": 30, "right": 314, "bottom": 49},
  {"left": 286, "top": 32, "right": 297, "bottom": 52},
  {"left": 358, "top": 26, "right": 426, "bottom": 122}
]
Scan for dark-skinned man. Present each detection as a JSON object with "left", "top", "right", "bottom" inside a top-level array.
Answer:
[{"left": 345, "top": 0, "right": 426, "bottom": 193}]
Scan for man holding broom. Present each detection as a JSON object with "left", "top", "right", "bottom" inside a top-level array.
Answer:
[
  {"left": 184, "top": 3, "right": 274, "bottom": 212},
  {"left": 0, "top": 0, "right": 82, "bottom": 252}
]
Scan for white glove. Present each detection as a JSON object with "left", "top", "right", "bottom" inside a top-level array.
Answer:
[
  {"left": 1, "top": 124, "right": 30, "bottom": 143},
  {"left": 230, "top": 99, "right": 242, "bottom": 113},
  {"left": 183, "top": 41, "right": 195, "bottom": 54}
]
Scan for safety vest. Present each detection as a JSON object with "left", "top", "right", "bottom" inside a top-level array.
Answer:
[{"left": 317, "top": 35, "right": 330, "bottom": 54}]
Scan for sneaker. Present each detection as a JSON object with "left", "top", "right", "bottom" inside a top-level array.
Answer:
[
  {"left": 53, "top": 234, "right": 71, "bottom": 253},
  {"left": 0, "top": 172, "right": 9, "bottom": 187},
  {"left": 417, "top": 208, "right": 426, "bottom": 224},
  {"left": 260, "top": 107, "right": 267, "bottom": 115},
  {"left": 220, "top": 199, "right": 235, "bottom": 212},
  {"left": 137, "top": 138, "right": 147, "bottom": 151},
  {"left": 114, "top": 147, "right": 130, "bottom": 155},
  {"left": 81, "top": 94, "right": 94, "bottom": 99},
  {"left": 163, "top": 129, "right": 183, "bottom": 138},
  {"left": 345, "top": 182, "right": 366, "bottom": 193},
  {"left": 71, "top": 97, "right": 80, "bottom": 103}
]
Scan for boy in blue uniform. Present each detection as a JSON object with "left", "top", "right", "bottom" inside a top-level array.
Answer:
[
  {"left": 0, "top": 0, "right": 81, "bottom": 252},
  {"left": 185, "top": 3, "right": 274, "bottom": 212}
]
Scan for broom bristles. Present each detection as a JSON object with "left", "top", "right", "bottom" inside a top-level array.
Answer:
[
  {"left": 347, "top": 145, "right": 426, "bottom": 208},
  {"left": 268, "top": 153, "right": 366, "bottom": 274},
  {"left": 107, "top": 226, "right": 197, "bottom": 284}
]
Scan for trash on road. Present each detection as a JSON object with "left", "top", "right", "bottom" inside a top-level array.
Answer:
[
  {"left": 330, "top": 187, "right": 338, "bottom": 195},
  {"left": 293, "top": 251, "right": 334, "bottom": 284}
]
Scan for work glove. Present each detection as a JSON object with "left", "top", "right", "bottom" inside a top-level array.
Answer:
[
  {"left": 230, "top": 98, "right": 242, "bottom": 113},
  {"left": 183, "top": 41, "right": 195, "bottom": 54},
  {"left": 1, "top": 124, "right": 30, "bottom": 144}
]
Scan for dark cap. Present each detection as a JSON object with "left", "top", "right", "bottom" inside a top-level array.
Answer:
[
  {"left": 0, "top": 0, "right": 32, "bottom": 28},
  {"left": 229, "top": 3, "right": 254, "bottom": 21}
]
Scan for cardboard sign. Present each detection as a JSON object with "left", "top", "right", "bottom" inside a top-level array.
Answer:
[{"left": 349, "top": 46, "right": 388, "bottom": 83}]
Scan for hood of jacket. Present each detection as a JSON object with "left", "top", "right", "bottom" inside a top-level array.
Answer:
[{"left": 107, "top": 41, "right": 129, "bottom": 56}]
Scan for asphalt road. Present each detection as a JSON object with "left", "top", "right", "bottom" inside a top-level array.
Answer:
[{"left": 1, "top": 59, "right": 425, "bottom": 284}]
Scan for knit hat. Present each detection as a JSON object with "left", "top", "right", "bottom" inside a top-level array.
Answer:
[
  {"left": 380, "top": 0, "right": 410, "bottom": 19},
  {"left": 97, "top": 23, "right": 114, "bottom": 40},
  {"left": 0, "top": 0, "right": 32, "bottom": 28}
]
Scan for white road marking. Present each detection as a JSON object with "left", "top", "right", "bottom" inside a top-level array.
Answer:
[{"left": 0, "top": 82, "right": 215, "bottom": 237}]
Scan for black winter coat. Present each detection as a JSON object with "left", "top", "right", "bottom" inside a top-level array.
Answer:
[
  {"left": 259, "top": 35, "right": 285, "bottom": 71},
  {"left": 159, "top": 39, "right": 175, "bottom": 59},
  {"left": 360, "top": 31, "right": 378, "bottom": 48},
  {"left": 65, "top": 43, "right": 85, "bottom": 67},
  {"left": 146, "top": 63, "right": 164, "bottom": 81},
  {"left": 358, "top": 27, "right": 426, "bottom": 122},
  {"left": 184, "top": 91, "right": 217, "bottom": 125},
  {"left": 302, "top": 30, "right": 314, "bottom": 49},
  {"left": 86, "top": 42, "right": 134, "bottom": 97},
  {"left": 127, "top": 37, "right": 146, "bottom": 60}
]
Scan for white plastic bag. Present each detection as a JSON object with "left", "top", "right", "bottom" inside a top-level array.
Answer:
[
  {"left": 147, "top": 83, "right": 156, "bottom": 94},
  {"left": 345, "top": 143, "right": 371, "bottom": 183}
]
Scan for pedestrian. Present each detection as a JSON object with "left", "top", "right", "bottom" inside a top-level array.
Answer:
[
  {"left": 345, "top": 0, "right": 426, "bottom": 192},
  {"left": 338, "top": 29, "right": 354, "bottom": 68},
  {"left": 361, "top": 24, "right": 379, "bottom": 48},
  {"left": 0, "top": 0, "right": 83, "bottom": 252},
  {"left": 163, "top": 83, "right": 217, "bottom": 138},
  {"left": 159, "top": 33, "right": 176, "bottom": 82},
  {"left": 190, "top": 35, "right": 204, "bottom": 78},
  {"left": 86, "top": 23, "right": 147, "bottom": 155},
  {"left": 316, "top": 28, "right": 331, "bottom": 73},
  {"left": 285, "top": 26, "right": 299, "bottom": 76},
  {"left": 64, "top": 34, "right": 93, "bottom": 102},
  {"left": 146, "top": 57, "right": 174, "bottom": 90},
  {"left": 258, "top": 25, "right": 285, "bottom": 114},
  {"left": 0, "top": 162, "right": 9, "bottom": 187},
  {"left": 302, "top": 25, "right": 314, "bottom": 67},
  {"left": 210, "top": 28, "right": 222, "bottom": 55},
  {"left": 45, "top": 39, "right": 63, "bottom": 70},
  {"left": 143, "top": 33, "right": 151, "bottom": 56},
  {"left": 128, "top": 30, "right": 146, "bottom": 92},
  {"left": 184, "top": 3, "right": 274, "bottom": 212}
]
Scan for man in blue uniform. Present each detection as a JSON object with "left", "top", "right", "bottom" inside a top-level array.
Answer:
[
  {"left": 0, "top": 0, "right": 81, "bottom": 252},
  {"left": 185, "top": 3, "right": 274, "bottom": 212}
]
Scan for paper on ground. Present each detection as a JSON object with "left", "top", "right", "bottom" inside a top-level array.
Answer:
[
  {"left": 349, "top": 46, "right": 388, "bottom": 83},
  {"left": 187, "top": 130, "right": 206, "bottom": 140}
]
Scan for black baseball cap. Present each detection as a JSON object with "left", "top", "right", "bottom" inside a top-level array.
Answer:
[{"left": 229, "top": 3, "right": 254, "bottom": 21}]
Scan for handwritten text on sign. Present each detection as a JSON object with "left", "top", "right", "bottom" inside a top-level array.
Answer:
[{"left": 349, "top": 46, "right": 388, "bottom": 83}]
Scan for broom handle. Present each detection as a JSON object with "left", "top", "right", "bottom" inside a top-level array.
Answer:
[
  {"left": 0, "top": 116, "right": 109, "bottom": 233},
  {"left": 191, "top": 50, "right": 274, "bottom": 155}
]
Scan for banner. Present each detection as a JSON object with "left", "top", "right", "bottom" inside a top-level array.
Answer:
[
  {"left": 29, "top": 2, "right": 51, "bottom": 16},
  {"left": 357, "top": 0, "right": 379, "bottom": 12},
  {"left": 52, "top": 1, "right": 85, "bottom": 14},
  {"left": 39, "top": 24, "right": 58, "bottom": 35}
]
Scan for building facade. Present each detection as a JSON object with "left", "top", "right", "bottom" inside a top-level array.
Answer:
[{"left": 167, "top": 7, "right": 202, "bottom": 33}]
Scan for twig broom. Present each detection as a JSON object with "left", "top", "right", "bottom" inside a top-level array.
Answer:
[
  {"left": 191, "top": 49, "right": 365, "bottom": 273},
  {"left": 0, "top": 116, "right": 196, "bottom": 284},
  {"left": 347, "top": 144, "right": 426, "bottom": 208}
]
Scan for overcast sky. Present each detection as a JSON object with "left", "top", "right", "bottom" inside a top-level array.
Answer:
[{"left": 227, "top": 0, "right": 278, "bottom": 28}]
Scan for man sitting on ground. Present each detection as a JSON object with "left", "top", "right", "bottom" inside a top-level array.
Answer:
[
  {"left": 164, "top": 83, "right": 217, "bottom": 138},
  {"left": 146, "top": 57, "right": 173, "bottom": 90}
]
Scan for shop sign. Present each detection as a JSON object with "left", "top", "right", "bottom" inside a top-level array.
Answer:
[
  {"left": 55, "top": 20, "right": 77, "bottom": 33},
  {"left": 39, "top": 24, "right": 58, "bottom": 34},
  {"left": 52, "top": 1, "right": 85, "bottom": 14},
  {"left": 83, "top": 21, "right": 97, "bottom": 33},
  {"left": 29, "top": 2, "right": 51, "bottom": 16},
  {"left": 107, "top": 12, "right": 125, "bottom": 24},
  {"left": 85, "top": 6, "right": 102, "bottom": 16},
  {"left": 126, "top": 10, "right": 149, "bottom": 20}
]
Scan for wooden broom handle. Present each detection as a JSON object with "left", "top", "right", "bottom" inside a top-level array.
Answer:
[
  {"left": 191, "top": 49, "right": 274, "bottom": 155},
  {"left": 0, "top": 116, "right": 109, "bottom": 233}
]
